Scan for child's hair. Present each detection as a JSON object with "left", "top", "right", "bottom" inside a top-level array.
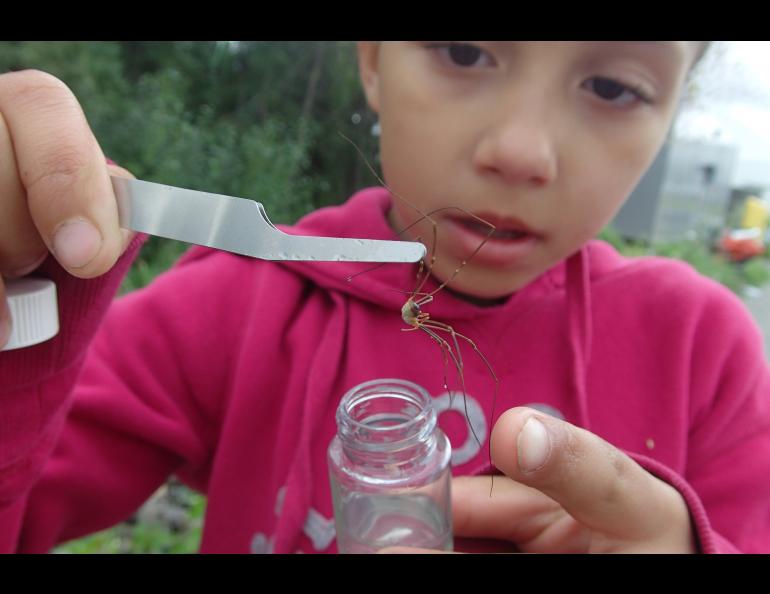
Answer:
[
  {"left": 693, "top": 41, "right": 713, "bottom": 68},
  {"left": 681, "top": 41, "right": 714, "bottom": 106}
]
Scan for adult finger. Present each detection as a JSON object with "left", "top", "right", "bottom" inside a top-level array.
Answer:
[
  {"left": 381, "top": 476, "right": 571, "bottom": 554},
  {"left": 0, "top": 278, "right": 11, "bottom": 348},
  {"left": 0, "top": 111, "right": 47, "bottom": 277},
  {"left": 378, "top": 546, "right": 459, "bottom": 554},
  {"left": 0, "top": 70, "right": 123, "bottom": 278},
  {"left": 106, "top": 162, "right": 137, "bottom": 253},
  {"left": 451, "top": 475, "right": 564, "bottom": 543},
  {"left": 490, "top": 407, "right": 693, "bottom": 546}
]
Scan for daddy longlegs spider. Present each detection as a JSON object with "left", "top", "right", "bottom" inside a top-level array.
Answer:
[{"left": 340, "top": 133, "right": 501, "bottom": 494}]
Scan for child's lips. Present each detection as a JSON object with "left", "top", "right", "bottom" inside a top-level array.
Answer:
[
  {"left": 441, "top": 214, "right": 543, "bottom": 266},
  {"left": 453, "top": 214, "right": 541, "bottom": 240}
]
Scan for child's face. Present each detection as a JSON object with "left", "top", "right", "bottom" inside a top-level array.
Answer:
[{"left": 357, "top": 41, "right": 701, "bottom": 301}]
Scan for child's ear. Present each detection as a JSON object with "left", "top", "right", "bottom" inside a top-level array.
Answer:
[{"left": 357, "top": 42, "right": 381, "bottom": 114}]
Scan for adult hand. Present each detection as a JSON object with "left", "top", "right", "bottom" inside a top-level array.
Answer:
[
  {"left": 0, "top": 69, "right": 135, "bottom": 348},
  {"left": 385, "top": 407, "right": 696, "bottom": 553}
]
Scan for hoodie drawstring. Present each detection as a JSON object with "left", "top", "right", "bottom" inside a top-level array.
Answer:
[
  {"left": 272, "top": 294, "right": 348, "bottom": 554},
  {"left": 566, "top": 246, "right": 593, "bottom": 430}
]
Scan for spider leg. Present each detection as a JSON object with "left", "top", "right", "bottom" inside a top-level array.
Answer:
[
  {"left": 412, "top": 216, "right": 438, "bottom": 299},
  {"left": 419, "top": 321, "right": 464, "bottom": 377},
  {"left": 419, "top": 323, "right": 486, "bottom": 450},
  {"left": 338, "top": 132, "right": 439, "bottom": 292},
  {"left": 339, "top": 134, "right": 495, "bottom": 301},
  {"left": 393, "top": 206, "right": 495, "bottom": 301},
  {"left": 422, "top": 322, "right": 498, "bottom": 385},
  {"left": 422, "top": 320, "right": 501, "bottom": 496},
  {"left": 414, "top": 294, "right": 434, "bottom": 308},
  {"left": 414, "top": 325, "right": 455, "bottom": 396},
  {"left": 422, "top": 210, "right": 495, "bottom": 301}
]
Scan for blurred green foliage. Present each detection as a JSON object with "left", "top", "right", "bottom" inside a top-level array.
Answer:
[
  {"left": 0, "top": 41, "right": 382, "bottom": 294},
  {"left": 0, "top": 42, "right": 377, "bottom": 212},
  {"left": 599, "top": 225, "right": 769, "bottom": 295},
  {"left": 1, "top": 40, "right": 380, "bottom": 554},
  {"left": 53, "top": 479, "right": 206, "bottom": 554},
  {"left": 742, "top": 256, "right": 770, "bottom": 287}
]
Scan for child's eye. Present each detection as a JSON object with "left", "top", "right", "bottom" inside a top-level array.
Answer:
[
  {"left": 582, "top": 76, "right": 653, "bottom": 107},
  {"left": 425, "top": 42, "right": 496, "bottom": 69}
]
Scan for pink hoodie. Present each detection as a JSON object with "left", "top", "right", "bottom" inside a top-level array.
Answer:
[{"left": 1, "top": 187, "right": 769, "bottom": 553}]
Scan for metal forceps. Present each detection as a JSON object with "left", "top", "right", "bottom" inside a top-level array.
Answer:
[{"left": 112, "top": 177, "right": 426, "bottom": 263}]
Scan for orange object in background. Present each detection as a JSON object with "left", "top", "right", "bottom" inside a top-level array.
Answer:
[{"left": 719, "top": 228, "right": 766, "bottom": 262}]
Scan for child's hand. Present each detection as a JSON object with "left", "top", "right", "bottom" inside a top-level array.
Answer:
[
  {"left": 386, "top": 407, "right": 697, "bottom": 554},
  {"left": 0, "top": 70, "right": 135, "bottom": 348}
]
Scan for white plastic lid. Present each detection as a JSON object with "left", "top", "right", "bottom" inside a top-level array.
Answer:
[{"left": 2, "top": 278, "right": 59, "bottom": 351}]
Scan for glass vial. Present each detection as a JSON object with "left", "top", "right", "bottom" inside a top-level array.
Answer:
[{"left": 327, "top": 378, "right": 453, "bottom": 554}]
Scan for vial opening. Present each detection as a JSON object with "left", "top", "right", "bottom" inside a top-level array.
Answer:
[{"left": 337, "top": 379, "right": 436, "bottom": 452}]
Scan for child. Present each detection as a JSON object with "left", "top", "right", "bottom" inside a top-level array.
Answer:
[{"left": 1, "top": 41, "right": 768, "bottom": 554}]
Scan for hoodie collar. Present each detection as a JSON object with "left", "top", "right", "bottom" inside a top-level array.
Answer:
[{"left": 275, "top": 187, "right": 577, "bottom": 321}]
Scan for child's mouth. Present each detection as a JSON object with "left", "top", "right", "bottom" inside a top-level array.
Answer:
[
  {"left": 456, "top": 218, "right": 532, "bottom": 241},
  {"left": 450, "top": 213, "right": 541, "bottom": 241},
  {"left": 442, "top": 213, "right": 543, "bottom": 267}
]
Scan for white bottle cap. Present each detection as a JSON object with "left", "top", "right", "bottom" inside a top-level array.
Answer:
[{"left": 2, "top": 278, "right": 59, "bottom": 351}]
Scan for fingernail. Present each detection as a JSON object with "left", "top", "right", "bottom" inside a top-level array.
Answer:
[
  {"left": 518, "top": 417, "right": 551, "bottom": 473},
  {"left": 52, "top": 218, "right": 102, "bottom": 270}
]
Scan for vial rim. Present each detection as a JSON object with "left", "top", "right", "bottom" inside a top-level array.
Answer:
[
  {"left": 337, "top": 378, "right": 433, "bottom": 433},
  {"left": 335, "top": 378, "right": 439, "bottom": 453}
]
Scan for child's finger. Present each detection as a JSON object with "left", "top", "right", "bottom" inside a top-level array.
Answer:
[{"left": 490, "top": 407, "right": 694, "bottom": 549}]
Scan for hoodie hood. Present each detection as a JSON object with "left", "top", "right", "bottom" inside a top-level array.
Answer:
[{"left": 276, "top": 187, "right": 601, "bottom": 432}]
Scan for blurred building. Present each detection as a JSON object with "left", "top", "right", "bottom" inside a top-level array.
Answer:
[{"left": 612, "top": 139, "right": 739, "bottom": 243}]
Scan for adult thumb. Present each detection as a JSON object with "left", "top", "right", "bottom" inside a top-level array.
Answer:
[{"left": 490, "top": 407, "right": 687, "bottom": 542}]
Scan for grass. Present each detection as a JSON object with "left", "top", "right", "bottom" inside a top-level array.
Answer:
[
  {"left": 54, "top": 479, "right": 206, "bottom": 554},
  {"left": 598, "top": 226, "right": 769, "bottom": 296}
]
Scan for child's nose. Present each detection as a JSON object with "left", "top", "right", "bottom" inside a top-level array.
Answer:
[{"left": 472, "top": 108, "right": 557, "bottom": 188}]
